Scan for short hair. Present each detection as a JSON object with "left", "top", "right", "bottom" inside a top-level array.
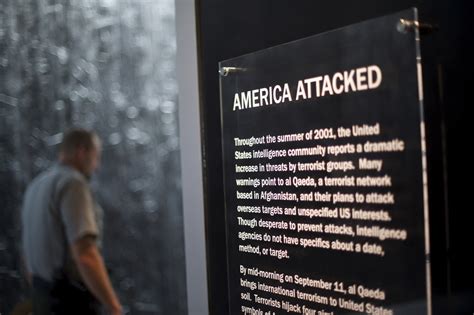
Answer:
[{"left": 60, "top": 129, "right": 99, "bottom": 156}]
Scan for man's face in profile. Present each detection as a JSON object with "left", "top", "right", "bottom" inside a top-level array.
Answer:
[{"left": 77, "top": 138, "right": 101, "bottom": 178}]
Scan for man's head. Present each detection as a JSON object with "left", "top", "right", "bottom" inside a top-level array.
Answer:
[{"left": 59, "top": 129, "right": 101, "bottom": 178}]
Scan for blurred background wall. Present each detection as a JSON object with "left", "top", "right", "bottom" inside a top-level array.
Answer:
[{"left": 0, "top": 0, "right": 187, "bottom": 314}]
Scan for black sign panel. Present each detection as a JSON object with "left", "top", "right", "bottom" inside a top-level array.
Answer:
[{"left": 219, "top": 9, "right": 430, "bottom": 315}]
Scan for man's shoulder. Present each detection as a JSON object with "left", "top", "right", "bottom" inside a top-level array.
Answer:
[
  {"left": 54, "top": 165, "right": 89, "bottom": 191},
  {"left": 26, "top": 164, "right": 87, "bottom": 194}
]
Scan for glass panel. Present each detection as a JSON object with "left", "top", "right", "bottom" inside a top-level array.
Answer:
[
  {"left": 220, "top": 8, "right": 430, "bottom": 315},
  {"left": 0, "top": 1, "right": 186, "bottom": 314}
]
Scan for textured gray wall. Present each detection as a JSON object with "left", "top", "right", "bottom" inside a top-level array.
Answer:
[{"left": 0, "top": 0, "right": 187, "bottom": 314}]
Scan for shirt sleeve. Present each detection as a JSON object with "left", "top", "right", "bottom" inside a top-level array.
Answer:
[{"left": 60, "top": 178, "right": 99, "bottom": 244}]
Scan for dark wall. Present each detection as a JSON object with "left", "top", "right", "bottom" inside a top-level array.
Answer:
[{"left": 196, "top": 1, "right": 473, "bottom": 314}]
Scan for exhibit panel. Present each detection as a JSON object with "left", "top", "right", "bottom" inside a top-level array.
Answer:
[{"left": 219, "top": 9, "right": 430, "bottom": 315}]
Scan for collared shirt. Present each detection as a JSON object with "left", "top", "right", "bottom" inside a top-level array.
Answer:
[{"left": 21, "top": 163, "right": 102, "bottom": 282}]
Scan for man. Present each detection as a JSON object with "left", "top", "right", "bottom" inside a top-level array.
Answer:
[{"left": 21, "top": 129, "right": 122, "bottom": 315}]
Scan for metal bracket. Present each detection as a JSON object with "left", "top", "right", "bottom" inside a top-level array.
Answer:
[
  {"left": 397, "top": 19, "right": 438, "bottom": 35},
  {"left": 219, "top": 67, "right": 247, "bottom": 77}
]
